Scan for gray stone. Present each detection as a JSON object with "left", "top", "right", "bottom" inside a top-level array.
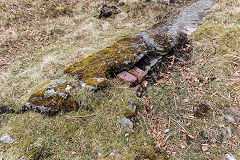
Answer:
[
  {"left": 225, "top": 154, "right": 236, "bottom": 160},
  {"left": 16, "top": 102, "right": 59, "bottom": 117},
  {"left": 120, "top": 117, "right": 134, "bottom": 129},
  {"left": 126, "top": 101, "right": 136, "bottom": 115},
  {"left": 224, "top": 114, "right": 235, "bottom": 123},
  {"left": 223, "top": 126, "right": 232, "bottom": 139},
  {"left": 56, "top": 79, "right": 67, "bottom": 85},
  {"left": 44, "top": 88, "right": 56, "bottom": 98},
  {"left": 80, "top": 81, "right": 96, "bottom": 90},
  {"left": 0, "top": 106, "right": 15, "bottom": 114},
  {"left": 0, "top": 133, "right": 14, "bottom": 144},
  {"left": 109, "top": 150, "right": 121, "bottom": 157},
  {"left": 65, "top": 85, "right": 73, "bottom": 91},
  {"left": 58, "top": 92, "right": 68, "bottom": 99}
]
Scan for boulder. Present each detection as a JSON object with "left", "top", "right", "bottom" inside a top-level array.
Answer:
[{"left": 16, "top": 79, "right": 78, "bottom": 116}]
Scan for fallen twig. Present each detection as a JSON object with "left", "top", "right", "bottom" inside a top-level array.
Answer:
[
  {"left": 170, "top": 117, "right": 188, "bottom": 133},
  {"left": 66, "top": 113, "right": 97, "bottom": 119}
]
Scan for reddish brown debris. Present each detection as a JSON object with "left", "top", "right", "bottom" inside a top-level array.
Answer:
[
  {"left": 128, "top": 67, "right": 147, "bottom": 83},
  {"left": 117, "top": 71, "right": 138, "bottom": 87}
]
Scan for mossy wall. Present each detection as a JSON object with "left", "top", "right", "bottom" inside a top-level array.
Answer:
[{"left": 64, "top": 32, "right": 172, "bottom": 88}]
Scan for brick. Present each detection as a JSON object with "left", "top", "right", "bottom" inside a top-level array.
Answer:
[
  {"left": 117, "top": 71, "right": 138, "bottom": 87},
  {"left": 128, "top": 67, "right": 147, "bottom": 83}
]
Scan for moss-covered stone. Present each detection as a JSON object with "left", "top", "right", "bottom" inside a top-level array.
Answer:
[
  {"left": 64, "top": 36, "right": 148, "bottom": 88},
  {"left": 16, "top": 79, "right": 78, "bottom": 116},
  {"left": 64, "top": 33, "right": 172, "bottom": 89}
]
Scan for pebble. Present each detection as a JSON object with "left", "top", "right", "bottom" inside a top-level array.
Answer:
[
  {"left": 0, "top": 133, "right": 14, "bottom": 144},
  {"left": 224, "top": 114, "right": 235, "bottom": 123},
  {"left": 225, "top": 154, "right": 236, "bottom": 160},
  {"left": 120, "top": 117, "right": 134, "bottom": 129}
]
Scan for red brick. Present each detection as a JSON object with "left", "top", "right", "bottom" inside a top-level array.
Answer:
[
  {"left": 128, "top": 67, "right": 147, "bottom": 83},
  {"left": 117, "top": 71, "right": 138, "bottom": 87}
]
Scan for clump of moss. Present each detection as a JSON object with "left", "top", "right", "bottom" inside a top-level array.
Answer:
[
  {"left": 134, "top": 147, "right": 166, "bottom": 160},
  {"left": 64, "top": 36, "right": 148, "bottom": 87},
  {"left": 25, "top": 145, "right": 51, "bottom": 160}
]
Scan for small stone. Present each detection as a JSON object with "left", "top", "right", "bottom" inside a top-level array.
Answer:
[
  {"left": 223, "top": 126, "right": 232, "bottom": 139},
  {"left": 120, "top": 117, "right": 134, "bottom": 129},
  {"left": 0, "top": 106, "right": 15, "bottom": 114},
  {"left": 201, "top": 144, "right": 208, "bottom": 152},
  {"left": 193, "top": 102, "right": 209, "bottom": 118},
  {"left": 0, "top": 133, "right": 14, "bottom": 144},
  {"left": 58, "top": 92, "right": 68, "bottom": 99},
  {"left": 44, "top": 88, "right": 56, "bottom": 98},
  {"left": 225, "top": 154, "right": 236, "bottom": 160},
  {"left": 128, "top": 67, "right": 147, "bottom": 83},
  {"left": 126, "top": 101, "right": 136, "bottom": 114},
  {"left": 65, "top": 85, "right": 73, "bottom": 91},
  {"left": 99, "top": 5, "right": 121, "bottom": 19},
  {"left": 56, "top": 79, "right": 67, "bottom": 85},
  {"left": 109, "top": 150, "right": 121, "bottom": 157},
  {"left": 164, "top": 129, "right": 170, "bottom": 133},
  {"left": 117, "top": 71, "right": 138, "bottom": 87},
  {"left": 224, "top": 114, "right": 235, "bottom": 123}
]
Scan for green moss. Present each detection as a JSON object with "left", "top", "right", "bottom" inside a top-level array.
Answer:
[
  {"left": 64, "top": 36, "right": 147, "bottom": 86},
  {"left": 134, "top": 146, "right": 166, "bottom": 160},
  {"left": 27, "top": 80, "right": 78, "bottom": 111}
]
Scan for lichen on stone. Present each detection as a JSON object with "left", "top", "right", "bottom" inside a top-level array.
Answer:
[{"left": 16, "top": 79, "right": 78, "bottom": 116}]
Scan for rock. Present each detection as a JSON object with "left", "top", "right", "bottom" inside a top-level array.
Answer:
[
  {"left": 109, "top": 150, "right": 121, "bottom": 157},
  {"left": 124, "top": 101, "right": 137, "bottom": 118},
  {"left": 128, "top": 67, "right": 147, "bottom": 83},
  {"left": 0, "top": 106, "right": 15, "bottom": 114},
  {"left": 0, "top": 133, "right": 14, "bottom": 144},
  {"left": 16, "top": 79, "right": 78, "bottom": 116},
  {"left": 223, "top": 126, "right": 232, "bottom": 139},
  {"left": 117, "top": 71, "right": 138, "bottom": 87},
  {"left": 16, "top": 102, "right": 59, "bottom": 116},
  {"left": 99, "top": 5, "right": 121, "bottom": 19},
  {"left": 224, "top": 114, "right": 235, "bottom": 123},
  {"left": 225, "top": 154, "right": 236, "bottom": 160},
  {"left": 120, "top": 117, "right": 134, "bottom": 129},
  {"left": 193, "top": 102, "right": 209, "bottom": 118}
]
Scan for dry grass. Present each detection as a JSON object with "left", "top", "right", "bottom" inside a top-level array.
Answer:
[
  {"left": 143, "top": 0, "right": 240, "bottom": 159},
  {"left": 0, "top": 0, "right": 194, "bottom": 159}
]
